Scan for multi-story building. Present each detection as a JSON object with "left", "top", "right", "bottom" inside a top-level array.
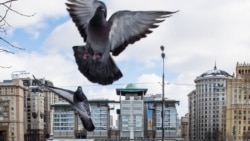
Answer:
[
  {"left": 226, "top": 62, "right": 250, "bottom": 141},
  {"left": 144, "top": 94, "right": 180, "bottom": 140},
  {"left": 47, "top": 83, "right": 181, "bottom": 141},
  {"left": 30, "top": 86, "right": 45, "bottom": 141},
  {"left": 153, "top": 98, "right": 180, "bottom": 140},
  {"left": 51, "top": 102, "right": 75, "bottom": 139},
  {"left": 22, "top": 77, "right": 60, "bottom": 141},
  {"left": 181, "top": 113, "right": 189, "bottom": 141},
  {"left": 144, "top": 95, "right": 156, "bottom": 139},
  {"left": 0, "top": 79, "right": 25, "bottom": 141},
  {"left": 51, "top": 99, "right": 117, "bottom": 140},
  {"left": 116, "top": 83, "right": 147, "bottom": 140},
  {"left": 188, "top": 65, "right": 232, "bottom": 141},
  {"left": 88, "top": 99, "right": 114, "bottom": 139},
  {"left": 110, "top": 115, "right": 113, "bottom": 128}
]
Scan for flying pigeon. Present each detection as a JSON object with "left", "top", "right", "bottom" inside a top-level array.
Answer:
[
  {"left": 66, "top": 0, "right": 177, "bottom": 85},
  {"left": 33, "top": 76, "right": 95, "bottom": 131}
]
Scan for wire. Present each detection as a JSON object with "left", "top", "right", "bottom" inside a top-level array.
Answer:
[{"left": 57, "top": 81, "right": 195, "bottom": 88}]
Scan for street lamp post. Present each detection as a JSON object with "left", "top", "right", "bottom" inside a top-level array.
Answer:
[{"left": 160, "top": 45, "right": 165, "bottom": 141}]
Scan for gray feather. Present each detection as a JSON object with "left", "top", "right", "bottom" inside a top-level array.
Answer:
[{"left": 108, "top": 11, "right": 177, "bottom": 56}]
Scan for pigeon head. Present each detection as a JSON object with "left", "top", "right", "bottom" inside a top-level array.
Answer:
[
  {"left": 89, "top": 3, "right": 108, "bottom": 30},
  {"left": 95, "top": 2, "right": 107, "bottom": 18},
  {"left": 77, "top": 86, "right": 82, "bottom": 91},
  {"left": 74, "top": 86, "right": 85, "bottom": 101}
]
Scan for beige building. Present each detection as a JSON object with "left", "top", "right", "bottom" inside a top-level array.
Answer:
[
  {"left": 226, "top": 62, "right": 250, "bottom": 141},
  {"left": 181, "top": 113, "right": 189, "bottom": 141},
  {"left": 0, "top": 79, "right": 25, "bottom": 141},
  {"left": 0, "top": 77, "right": 58, "bottom": 141},
  {"left": 22, "top": 78, "right": 60, "bottom": 141}
]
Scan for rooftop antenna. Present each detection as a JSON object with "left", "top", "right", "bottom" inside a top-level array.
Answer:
[{"left": 11, "top": 71, "right": 30, "bottom": 79}]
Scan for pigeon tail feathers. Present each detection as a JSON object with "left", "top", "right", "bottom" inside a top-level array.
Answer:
[
  {"left": 73, "top": 45, "right": 122, "bottom": 85},
  {"left": 80, "top": 117, "right": 95, "bottom": 131}
]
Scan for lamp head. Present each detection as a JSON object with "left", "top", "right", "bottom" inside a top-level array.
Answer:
[{"left": 160, "top": 45, "right": 164, "bottom": 51}]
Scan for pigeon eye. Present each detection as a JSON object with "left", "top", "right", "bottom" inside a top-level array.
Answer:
[
  {"left": 97, "top": 6, "right": 105, "bottom": 12},
  {"left": 101, "top": 7, "right": 105, "bottom": 11}
]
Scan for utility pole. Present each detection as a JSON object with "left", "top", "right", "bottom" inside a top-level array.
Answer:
[{"left": 160, "top": 45, "right": 165, "bottom": 141}]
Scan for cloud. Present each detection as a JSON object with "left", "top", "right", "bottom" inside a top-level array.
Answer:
[
  {"left": 135, "top": 73, "right": 194, "bottom": 116},
  {"left": 87, "top": 88, "right": 119, "bottom": 101},
  {"left": 136, "top": 73, "right": 162, "bottom": 94},
  {"left": 0, "top": 51, "right": 92, "bottom": 87},
  {"left": 2, "top": 0, "right": 68, "bottom": 39},
  {"left": 107, "top": 0, "right": 250, "bottom": 74},
  {"left": 42, "top": 20, "right": 82, "bottom": 54},
  {"left": 5, "top": 0, "right": 67, "bottom": 28}
]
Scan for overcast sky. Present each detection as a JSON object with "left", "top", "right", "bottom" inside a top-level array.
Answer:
[{"left": 1, "top": 0, "right": 250, "bottom": 118}]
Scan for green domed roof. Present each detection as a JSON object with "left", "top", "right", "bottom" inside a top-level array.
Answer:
[
  {"left": 126, "top": 83, "right": 137, "bottom": 89},
  {"left": 116, "top": 83, "right": 147, "bottom": 96}
]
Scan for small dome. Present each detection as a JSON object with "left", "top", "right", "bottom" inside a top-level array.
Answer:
[
  {"left": 126, "top": 83, "right": 137, "bottom": 89},
  {"left": 200, "top": 65, "right": 231, "bottom": 77}
]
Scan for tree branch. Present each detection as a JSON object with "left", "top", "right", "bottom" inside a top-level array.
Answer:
[
  {"left": 3, "top": 2, "right": 36, "bottom": 18},
  {"left": 0, "top": 37, "right": 25, "bottom": 50},
  {"left": 0, "top": 0, "right": 35, "bottom": 67},
  {"left": 0, "top": 65, "right": 12, "bottom": 68},
  {"left": 0, "top": 48, "right": 15, "bottom": 54},
  {"left": 0, "top": 0, "right": 34, "bottom": 51},
  {"left": 0, "top": 0, "right": 17, "bottom": 5},
  {"left": 0, "top": 0, "right": 12, "bottom": 23}
]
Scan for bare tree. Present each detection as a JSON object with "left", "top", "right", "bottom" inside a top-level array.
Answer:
[{"left": 0, "top": 0, "right": 35, "bottom": 68}]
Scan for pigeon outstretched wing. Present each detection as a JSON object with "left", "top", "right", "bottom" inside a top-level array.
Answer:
[
  {"left": 66, "top": 0, "right": 104, "bottom": 41},
  {"left": 33, "top": 76, "right": 74, "bottom": 104},
  {"left": 109, "top": 11, "right": 177, "bottom": 56}
]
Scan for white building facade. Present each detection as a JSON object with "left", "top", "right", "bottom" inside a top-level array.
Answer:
[
  {"left": 116, "top": 84, "right": 147, "bottom": 140},
  {"left": 88, "top": 100, "right": 111, "bottom": 139},
  {"left": 189, "top": 65, "right": 232, "bottom": 141},
  {"left": 52, "top": 102, "right": 75, "bottom": 139},
  {"left": 153, "top": 98, "right": 180, "bottom": 140}
]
